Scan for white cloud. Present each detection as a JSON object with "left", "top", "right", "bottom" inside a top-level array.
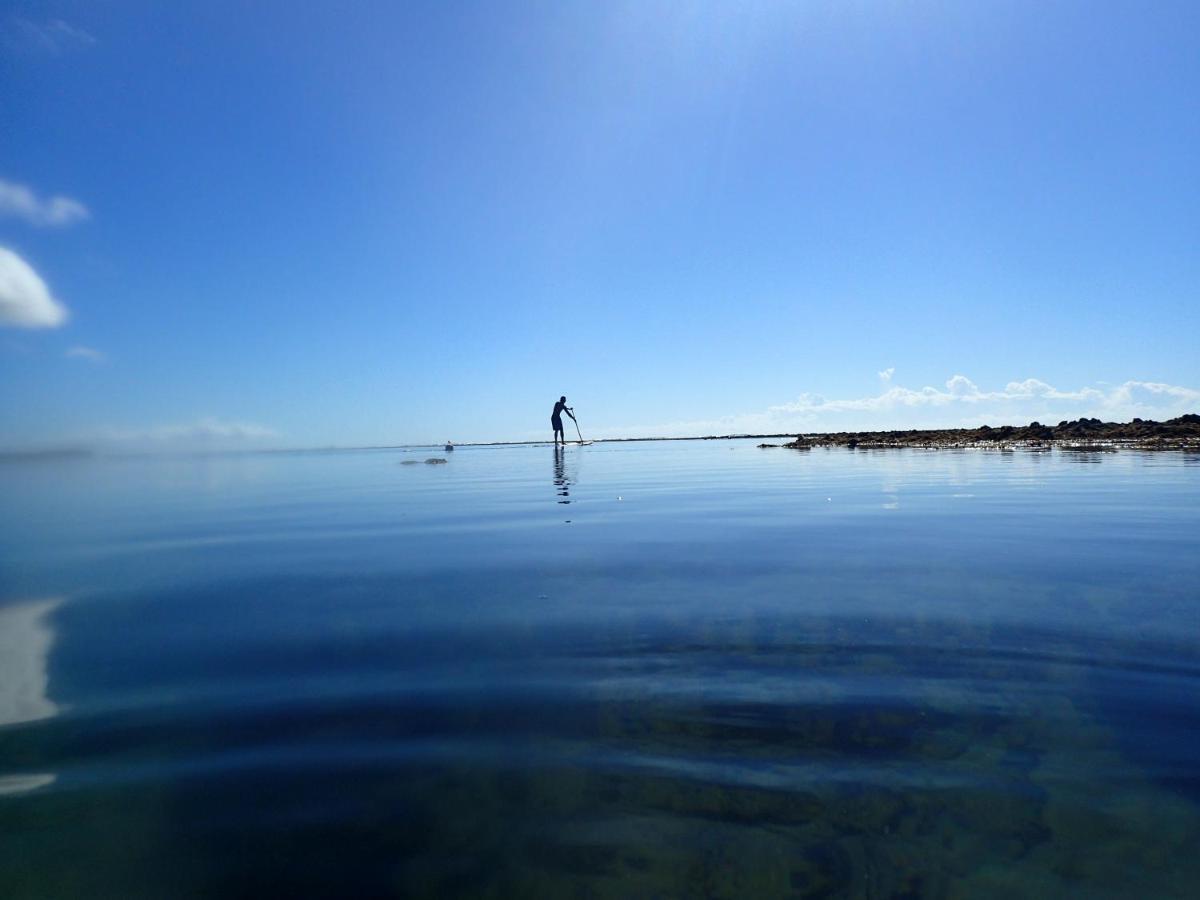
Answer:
[
  {"left": 878, "top": 367, "right": 894, "bottom": 382},
  {"left": 591, "top": 375, "right": 1200, "bottom": 439},
  {"left": 0, "top": 247, "right": 69, "bottom": 328},
  {"left": 65, "top": 345, "right": 105, "bottom": 363},
  {"left": 0, "top": 179, "right": 89, "bottom": 227},
  {"left": 945, "top": 374, "right": 978, "bottom": 397}
]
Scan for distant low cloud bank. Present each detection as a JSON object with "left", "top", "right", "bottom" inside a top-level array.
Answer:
[
  {"left": 602, "top": 375, "right": 1200, "bottom": 439},
  {"left": 0, "top": 247, "right": 69, "bottom": 328},
  {"left": 1, "top": 417, "right": 279, "bottom": 456},
  {"left": 0, "top": 179, "right": 89, "bottom": 228},
  {"left": 97, "top": 417, "right": 278, "bottom": 446},
  {"left": 768, "top": 376, "right": 1200, "bottom": 424}
]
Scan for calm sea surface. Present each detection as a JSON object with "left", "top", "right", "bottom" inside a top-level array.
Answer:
[{"left": 2, "top": 441, "right": 1198, "bottom": 898}]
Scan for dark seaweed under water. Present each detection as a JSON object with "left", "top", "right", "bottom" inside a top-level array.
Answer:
[{"left": 1, "top": 441, "right": 1198, "bottom": 898}]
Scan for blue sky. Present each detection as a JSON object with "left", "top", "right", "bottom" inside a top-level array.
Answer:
[{"left": 1, "top": 0, "right": 1197, "bottom": 448}]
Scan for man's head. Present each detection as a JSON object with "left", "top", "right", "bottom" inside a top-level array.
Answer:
[{"left": 560, "top": 396, "right": 566, "bottom": 403}]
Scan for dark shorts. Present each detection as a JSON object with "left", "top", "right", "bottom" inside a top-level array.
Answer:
[{"left": 551, "top": 417, "right": 563, "bottom": 431}]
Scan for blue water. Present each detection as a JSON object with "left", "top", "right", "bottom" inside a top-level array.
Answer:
[{"left": 2, "top": 441, "right": 1199, "bottom": 898}]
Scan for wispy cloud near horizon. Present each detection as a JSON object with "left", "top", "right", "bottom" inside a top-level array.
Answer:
[
  {"left": 65, "top": 345, "right": 106, "bottom": 363},
  {"left": 0, "top": 179, "right": 89, "bottom": 228},
  {"left": 594, "top": 375, "right": 1200, "bottom": 440},
  {"left": 2, "top": 17, "right": 96, "bottom": 57}
]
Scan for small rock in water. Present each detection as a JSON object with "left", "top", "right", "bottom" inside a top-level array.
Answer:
[{"left": 424, "top": 458, "right": 447, "bottom": 465}]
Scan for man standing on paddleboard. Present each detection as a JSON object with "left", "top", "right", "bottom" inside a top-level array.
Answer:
[{"left": 551, "top": 396, "right": 576, "bottom": 445}]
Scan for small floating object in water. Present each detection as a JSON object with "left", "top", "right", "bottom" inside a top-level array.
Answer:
[
  {"left": 444, "top": 442, "right": 455, "bottom": 451},
  {"left": 425, "top": 458, "right": 447, "bottom": 465}
]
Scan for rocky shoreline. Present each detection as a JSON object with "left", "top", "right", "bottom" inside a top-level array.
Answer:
[{"left": 757, "top": 415, "right": 1200, "bottom": 452}]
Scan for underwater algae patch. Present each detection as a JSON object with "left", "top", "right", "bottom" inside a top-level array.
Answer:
[{"left": 364, "top": 623, "right": 1200, "bottom": 898}]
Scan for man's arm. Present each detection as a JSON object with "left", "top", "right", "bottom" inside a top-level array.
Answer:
[{"left": 567, "top": 407, "right": 577, "bottom": 420}]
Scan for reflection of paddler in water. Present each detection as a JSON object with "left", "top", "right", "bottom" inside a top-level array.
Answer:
[
  {"left": 553, "top": 445, "right": 571, "bottom": 503},
  {"left": 551, "top": 396, "right": 576, "bottom": 446}
]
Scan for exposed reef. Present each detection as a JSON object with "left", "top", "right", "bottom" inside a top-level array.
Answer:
[{"left": 758, "top": 415, "right": 1200, "bottom": 451}]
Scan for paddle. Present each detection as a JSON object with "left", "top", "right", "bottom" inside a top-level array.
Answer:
[{"left": 569, "top": 410, "right": 591, "bottom": 445}]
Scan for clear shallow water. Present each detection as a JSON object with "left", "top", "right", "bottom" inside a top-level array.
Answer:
[{"left": 2, "top": 441, "right": 1199, "bottom": 898}]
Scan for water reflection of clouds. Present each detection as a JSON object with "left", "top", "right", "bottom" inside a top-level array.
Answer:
[
  {"left": 865, "top": 446, "right": 1121, "bottom": 496},
  {"left": 135, "top": 455, "right": 277, "bottom": 492},
  {"left": 847, "top": 445, "right": 1197, "bottom": 508},
  {"left": 0, "top": 598, "right": 61, "bottom": 795}
]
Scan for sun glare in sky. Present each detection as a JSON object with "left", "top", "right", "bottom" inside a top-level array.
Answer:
[{"left": 1, "top": 1, "right": 1196, "bottom": 448}]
